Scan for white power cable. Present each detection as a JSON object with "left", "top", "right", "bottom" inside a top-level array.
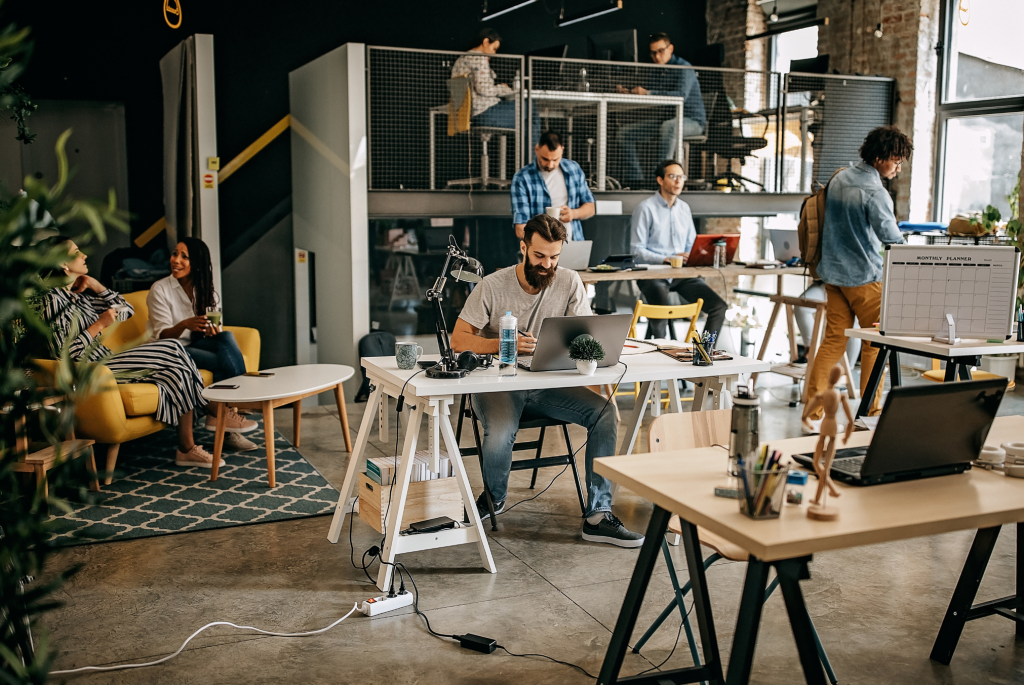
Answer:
[{"left": 50, "top": 602, "right": 360, "bottom": 675}]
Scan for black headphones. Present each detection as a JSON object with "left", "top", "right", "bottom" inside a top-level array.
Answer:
[{"left": 457, "top": 350, "right": 493, "bottom": 372}]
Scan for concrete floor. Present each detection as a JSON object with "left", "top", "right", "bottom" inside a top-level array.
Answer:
[{"left": 42, "top": 375, "right": 1024, "bottom": 684}]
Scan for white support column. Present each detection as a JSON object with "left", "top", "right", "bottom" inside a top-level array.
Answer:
[{"left": 193, "top": 34, "right": 221, "bottom": 295}]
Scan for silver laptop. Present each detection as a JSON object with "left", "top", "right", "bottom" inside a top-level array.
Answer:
[
  {"left": 558, "top": 240, "right": 593, "bottom": 271},
  {"left": 769, "top": 229, "right": 800, "bottom": 262},
  {"left": 518, "top": 314, "right": 632, "bottom": 372}
]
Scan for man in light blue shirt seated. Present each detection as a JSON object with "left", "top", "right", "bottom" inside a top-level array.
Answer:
[{"left": 629, "top": 159, "right": 727, "bottom": 339}]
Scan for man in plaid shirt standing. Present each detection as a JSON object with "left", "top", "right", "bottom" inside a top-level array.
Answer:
[{"left": 511, "top": 131, "right": 595, "bottom": 241}]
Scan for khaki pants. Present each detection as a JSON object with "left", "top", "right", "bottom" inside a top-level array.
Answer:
[{"left": 806, "top": 282, "right": 884, "bottom": 419}]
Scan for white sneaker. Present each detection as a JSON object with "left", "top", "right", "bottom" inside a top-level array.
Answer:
[
  {"left": 801, "top": 418, "right": 822, "bottom": 435},
  {"left": 205, "top": 407, "right": 259, "bottom": 433},
  {"left": 224, "top": 432, "right": 258, "bottom": 451},
  {"left": 175, "top": 444, "right": 226, "bottom": 468}
]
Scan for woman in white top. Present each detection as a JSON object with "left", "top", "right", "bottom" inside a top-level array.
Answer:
[{"left": 147, "top": 237, "right": 257, "bottom": 450}]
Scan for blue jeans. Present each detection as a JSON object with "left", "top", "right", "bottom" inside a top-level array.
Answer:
[
  {"left": 185, "top": 331, "right": 247, "bottom": 382},
  {"left": 617, "top": 116, "right": 704, "bottom": 180},
  {"left": 472, "top": 100, "right": 541, "bottom": 147},
  {"left": 471, "top": 386, "right": 617, "bottom": 517}
]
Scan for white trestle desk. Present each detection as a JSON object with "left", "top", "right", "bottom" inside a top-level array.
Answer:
[
  {"left": 327, "top": 353, "right": 769, "bottom": 591},
  {"left": 846, "top": 329, "right": 1024, "bottom": 417}
]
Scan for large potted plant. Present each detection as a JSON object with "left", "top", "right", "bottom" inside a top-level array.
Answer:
[{"left": 1, "top": 4, "right": 128, "bottom": 681}]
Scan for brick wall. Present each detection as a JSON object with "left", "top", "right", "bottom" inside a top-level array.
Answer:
[
  {"left": 817, "top": 0, "right": 939, "bottom": 220},
  {"left": 706, "top": 0, "right": 768, "bottom": 71}
]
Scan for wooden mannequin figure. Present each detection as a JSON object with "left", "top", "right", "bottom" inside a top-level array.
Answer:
[{"left": 801, "top": 365, "right": 854, "bottom": 521}]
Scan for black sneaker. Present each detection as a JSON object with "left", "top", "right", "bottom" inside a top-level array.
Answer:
[
  {"left": 582, "top": 513, "right": 645, "bottom": 548},
  {"left": 475, "top": 492, "right": 505, "bottom": 519}
]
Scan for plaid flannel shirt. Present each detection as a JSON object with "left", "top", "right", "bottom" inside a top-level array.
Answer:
[{"left": 510, "top": 159, "right": 594, "bottom": 241}]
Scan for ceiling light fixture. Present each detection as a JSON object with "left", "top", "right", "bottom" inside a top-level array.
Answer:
[
  {"left": 557, "top": 0, "right": 622, "bottom": 27},
  {"left": 769, "top": 1, "right": 779, "bottom": 22},
  {"left": 874, "top": 22, "right": 883, "bottom": 38},
  {"left": 481, "top": 0, "right": 537, "bottom": 21}
]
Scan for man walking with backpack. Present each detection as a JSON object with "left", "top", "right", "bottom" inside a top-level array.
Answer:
[{"left": 804, "top": 125, "right": 912, "bottom": 424}]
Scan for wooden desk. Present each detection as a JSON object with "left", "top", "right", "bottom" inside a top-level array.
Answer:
[
  {"left": 593, "top": 415, "right": 1024, "bottom": 684},
  {"left": 578, "top": 264, "right": 807, "bottom": 285},
  {"left": 846, "top": 329, "right": 1024, "bottom": 417},
  {"left": 327, "top": 352, "right": 769, "bottom": 592}
]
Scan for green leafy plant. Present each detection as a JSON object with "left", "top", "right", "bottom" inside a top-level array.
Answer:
[
  {"left": 0, "top": 1, "right": 34, "bottom": 145},
  {"left": 0, "top": 4, "right": 128, "bottom": 681},
  {"left": 568, "top": 334, "right": 605, "bottom": 362},
  {"left": 967, "top": 204, "right": 1001, "bottom": 234},
  {"left": 1005, "top": 178, "right": 1023, "bottom": 307}
]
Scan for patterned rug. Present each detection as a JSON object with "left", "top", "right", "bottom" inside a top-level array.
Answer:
[{"left": 47, "top": 419, "right": 339, "bottom": 547}]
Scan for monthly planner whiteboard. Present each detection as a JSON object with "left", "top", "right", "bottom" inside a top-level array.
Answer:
[{"left": 879, "top": 245, "right": 1020, "bottom": 340}]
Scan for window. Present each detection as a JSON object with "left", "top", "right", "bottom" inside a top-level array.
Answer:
[
  {"left": 935, "top": 0, "right": 1024, "bottom": 221},
  {"left": 771, "top": 26, "right": 818, "bottom": 75},
  {"left": 943, "top": 0, "right": 1024, "bottom": 103}
]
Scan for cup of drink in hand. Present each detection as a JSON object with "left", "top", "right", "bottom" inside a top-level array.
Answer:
[
  {"left": 206, "top": 306, "right": 222, "bottom": 330},
  {"left": 669, "top": 255, "right": 685, "bottom": 268}
]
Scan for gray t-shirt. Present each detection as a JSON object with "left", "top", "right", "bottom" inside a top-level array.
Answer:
[{"left": 458, "top": 265, "right": 591, "bottom": 338}]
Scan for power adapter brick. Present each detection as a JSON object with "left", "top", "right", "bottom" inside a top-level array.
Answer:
[{"left": 458, "top": 633, "right": 496, "bottom": 654}]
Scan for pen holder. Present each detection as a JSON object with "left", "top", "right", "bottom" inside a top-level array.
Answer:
[
  {"left": 692, "top": 341, "right": 713, "bottom": 366},
  {"left": 739, "top": 468, "right": 787, "bottom": 520}
]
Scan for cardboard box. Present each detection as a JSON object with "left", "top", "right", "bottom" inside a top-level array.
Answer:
[{"left": 357, "top": 472, "right": 464, "bottom": 534}]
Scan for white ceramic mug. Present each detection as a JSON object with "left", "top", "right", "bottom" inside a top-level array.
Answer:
[
  {"left": 545, "top": 206, "right": 561, "bottom": 219},
  {"left": 395, "top": 342, "right": 424, "bottom": 370}
]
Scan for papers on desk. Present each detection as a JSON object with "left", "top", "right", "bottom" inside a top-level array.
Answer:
[
  {"left": 367, "top": 452, "right": 453, "bottom": 485},
  {"left": 644, "top": 264, "right": 671, "bottom": 270},
  {"left": 855, "top": 415, "right": 879, "bottom": 431},
  {"left": 621, "top": 338, "right": 674, "bottom": 355}
]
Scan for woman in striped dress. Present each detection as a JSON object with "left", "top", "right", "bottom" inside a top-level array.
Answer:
[{"left": 39, "top": 237, "right": 221, "bottom": 468}]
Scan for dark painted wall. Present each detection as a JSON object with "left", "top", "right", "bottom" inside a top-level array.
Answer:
[{"left": 8, "top": 0, "right": 707, "bottom": 250}]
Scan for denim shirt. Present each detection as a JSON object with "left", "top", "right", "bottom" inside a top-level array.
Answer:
[
  {"left": 818, "top": 160, "right": 904, "bottom": 288},
  {"left": 629, "top": 192, "right": 696, "bottom": 264},
  {"left": 646, "top": 55, "right": 706, "bottom": 130}
]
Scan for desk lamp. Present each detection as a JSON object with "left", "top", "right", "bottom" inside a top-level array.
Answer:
[{"left": 425, "top": 237, "right": 482, "bottom": 379}]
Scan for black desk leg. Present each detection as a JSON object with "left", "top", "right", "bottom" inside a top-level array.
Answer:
[
  {"left": 1017, "top": 522, "right": 1023, "bottom": 637},
  {"left": 943, "top": 360, "right": 957, "bottom": 382},
  {"left": 958, "top": 359, "right": 974, "bottom": 381},
  {"left": 725, "top": 559, "right": 770, "bottom": 685},
  {"left": 930, "top": 526, "right": 1001, "bottom": 665},
  {"left": 680, "top": 519, "right": 725, "bottom": 684},
  {"left": 888, "top": 350, "right": 902, "bottom": 388},
  {"left": 597, "top": 505, "right": 672, "bottom": 685},
  {"left": 857, "top": 347, "right": 890, "bottom": 417},
  {"left": 776, "top": 558, "right": 828, "bottom": 685}
]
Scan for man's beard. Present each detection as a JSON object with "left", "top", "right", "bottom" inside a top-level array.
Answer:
[{"left": 523, "top": 256, "right": 555, "bottom": 289}]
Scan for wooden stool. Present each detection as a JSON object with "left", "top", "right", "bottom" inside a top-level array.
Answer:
[{"left": 12, "top": 439, "right": 100, "bottom": 498}]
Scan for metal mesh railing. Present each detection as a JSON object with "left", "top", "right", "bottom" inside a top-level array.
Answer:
[
  {"left": 785, "top": 73, "right": 894, "bottom": 192},
  {"left": 366, "top": 47, "right": 894, "bottom": 195},
  {"left": 367, "top": 46, "right": 524, "bottom": 191}
]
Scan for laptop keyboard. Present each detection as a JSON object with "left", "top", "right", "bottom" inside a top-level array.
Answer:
[
  {"left": 831, "top": 455, "right": 866, "bottom": 476},
  {"left": 517, "top": 356, "right": 533, "bottom": 370}
]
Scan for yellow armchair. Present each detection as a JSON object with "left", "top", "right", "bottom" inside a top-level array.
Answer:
[{"left": 42, "top": 289, "right": 261, "bottom": 484}]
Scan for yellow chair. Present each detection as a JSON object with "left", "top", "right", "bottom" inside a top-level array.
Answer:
[
  {"left": 923, "top": 358, "right": 1015, "bottom": 390},
  {"left": 37, "top": 289, "right": 261, "bottom": 484},
  {"left": 611, "top": 299, "right": 704, "bottom": 410}
]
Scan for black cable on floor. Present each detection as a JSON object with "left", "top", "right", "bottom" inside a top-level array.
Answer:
[
  {"left": 495, "top": 644, "right": 598, "bottom": 679},
  {"left": 631, "top": 597, "right": 695, "bottom": 676}
]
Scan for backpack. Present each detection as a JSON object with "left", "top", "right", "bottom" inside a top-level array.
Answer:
[
  {"left": 797, "top": 167, "right": 845, "bottom": 280},
  {"left": 355, "top": 330, "right": 397, "bottom": 402}
]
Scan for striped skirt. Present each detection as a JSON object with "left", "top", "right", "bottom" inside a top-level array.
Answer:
[{"left": 105, "top": 339, "right": 207, "bottom": 426}]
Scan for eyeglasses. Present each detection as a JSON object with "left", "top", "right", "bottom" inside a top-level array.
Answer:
[
  {"left": 666, "top": 173, "right": 685, "bottom": 181},
  {"left": 650, "top": 45, "right": 670, "bottom": 57},
  {"left": 894, "top": 160, "right": 904, "bottom": 169}
]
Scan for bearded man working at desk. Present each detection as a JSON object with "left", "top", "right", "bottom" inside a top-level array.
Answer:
[{"left": 450, "top": 214, "right": 644, "bottom": 548}]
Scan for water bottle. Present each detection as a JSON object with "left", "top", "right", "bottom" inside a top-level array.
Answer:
[
  {"left": 729, "top": 386, "right": 760, "bottom": 477},
  {"left": 499, "top": 311, "right": 517, "bottom": 377},
  {"left": 713, "top": 240, "right": 727, "bottom": 269}
]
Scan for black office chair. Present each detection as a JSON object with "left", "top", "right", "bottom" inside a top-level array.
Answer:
[
  {"left": 454, "top": 395, "right": 587, "bottom": 531},
  {"left": 688, "top": 69, "right": 768, "bottom": 192}
]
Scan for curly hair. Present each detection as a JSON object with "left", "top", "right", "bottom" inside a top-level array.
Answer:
[
  {"left": 859, "top": 125, "right": 913, "bottom": 165},
  {"left": 179, "top": 237, "right": 219, "bottom": 315}
]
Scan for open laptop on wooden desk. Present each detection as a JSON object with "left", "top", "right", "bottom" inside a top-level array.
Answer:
[{"left": 792, "top": 378, "right": 1006, "bottom": 485}]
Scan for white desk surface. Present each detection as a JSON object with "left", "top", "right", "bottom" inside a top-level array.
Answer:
[
  {"left": 362, "top": 353, "right": 768, "bottom": 398},
  {"left": 201, "top": 364, "right": 355, "bottom": 403},
  {"left": 529, "top": 89, "right": 682, "bottom": 107},
  {"left": 578, "top": 265, "right": 807, "bottom": 284},
  {"left": 845, "top": 328, "right": 1024, "bottom": 357},
  {"left": 595, "top": 415, "right": 1024, "bottom": 562}
]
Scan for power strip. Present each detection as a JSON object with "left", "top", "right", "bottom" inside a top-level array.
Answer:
[{"left": 359, "top": 591, "right": 413, "bottom": 617}]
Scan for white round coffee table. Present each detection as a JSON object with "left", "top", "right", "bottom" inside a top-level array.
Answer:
[{"left": 201, "top": 364, "right": 355, "bottom": 487}]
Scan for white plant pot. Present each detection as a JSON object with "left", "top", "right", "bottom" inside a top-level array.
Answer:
[
  {"left": 981, "top": 355, "right": 1017, "bottom": 380},
  {"left": 576, "top": 360, "right": 597, "bottom": 376}
]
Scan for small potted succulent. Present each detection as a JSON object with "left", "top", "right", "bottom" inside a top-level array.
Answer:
[{"left": 569, "top": 334, "right": 605, "bottom": 375}]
